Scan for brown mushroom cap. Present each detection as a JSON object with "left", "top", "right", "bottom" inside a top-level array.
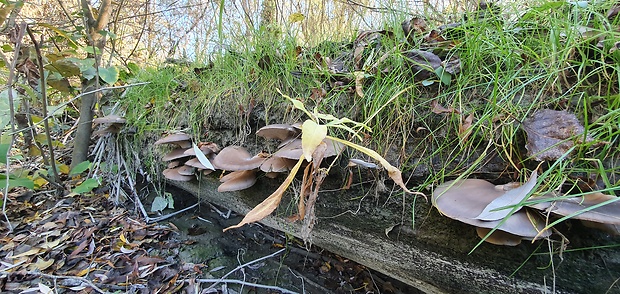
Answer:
[
  {"left": 177, "top": 165, "right": 195, "bottom": 176},
  {"left": 476, "top": 227, "right": 522, "bottom": 246},
  {"left": 218, "top": 170, "right": 257, "bottom": 192},
  {"left": 528, "top": 192, "right": 620, "bottom": 225},
  {"left": 211, "top": 146, "right": 265, "bottom": 171},
  {"left": 162, "top": 148, "right": 192, "bottom": 161},
  {"left": 183, "top": 142, "right": 220, "bottom": 156},
  {"left": 273, "top": 139, "right": 303, "bottom": 159},
  {"left": 155, "top": 133, "right": 192, "bottom": 149},
  {"left": 184, "top": 157, "right": 207, "bottom": 169},
  {"left": 260, "top": 156, "right": 298, "bottom": 173},
  {"left": 433, "top": 179, "right": 550, "bottom": 239},
  {"left": 256, "top": 124, "right": 300, "bottom": 141},
  {"left": 163, "top": 167, "right": 194, "bottom": 181},
  {"left": 93, "top": 114, "right": 126, "bottom": 124}
]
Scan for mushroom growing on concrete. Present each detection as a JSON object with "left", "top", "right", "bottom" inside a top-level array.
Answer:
[
  {"left": 528, "top": 192, "right": 620, "bottom": 227},
  {"left": 155, "top": 133, "right": 192, "bottom": 149},
  {"left": 163, "top": 167, "right": 194, "bottom": 181},
  {"left": 432, "top": 178, "right": 550, "bottom": 245},
  {"left": 162, "top": 148, "right": 192, "bottom": 161},
  {"left": 256, "top": 124, "right": 300, "bottom": 142},
  {"left": 211, "top": 146, "right": 266, "bottom": 171},
  {"left": 218, "top": 170, "right": 257, "bottom": 192}
]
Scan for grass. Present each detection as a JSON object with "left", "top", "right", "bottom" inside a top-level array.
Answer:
[{"left": 118, "top": 0, "right": 619, "bottom": 216}]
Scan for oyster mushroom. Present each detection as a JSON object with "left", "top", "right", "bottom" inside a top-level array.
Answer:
[
  {"left": 177, "top": 165, "right": 195, "bottom": 176},
  {"left": 256, "top": 124, "right": 300, "bottom": 141},
  {"left": 476, "top": 227, "right": 523, "bottom": 246},
  {"left": 260, "top": 156, "right": 298, "bottom": 173},
  {"left": 162, "top": 148, "right": 192, "bottom": 161},
  {"left": 432, "top": 178, "right": 550, "bottom": 244},
  {"left": 93, "top": 114, "right": 127, "bottom": 135},
  {"left": 163, "top": 167, "right": 194, "bottom": 181},
  {"left": 218, "top": 170, "right": 257, "bottom": 192},
  {"left": 155, "top": 133, "right": 192, "bottom": 149},
  {"left": 211, "top": 146, "right": 265, "bottom": 171},
  {"left": 528, "top": 192, "right": 620, "bottom": 225}
]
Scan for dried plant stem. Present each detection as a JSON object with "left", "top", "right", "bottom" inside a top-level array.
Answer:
[
  {"left": 26, "top": 25, "right": 61, "bottom": 185},
  {"left": 195, "top": 278, "right": 298, "bottom": 294}
]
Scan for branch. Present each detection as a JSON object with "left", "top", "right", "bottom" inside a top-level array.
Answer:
[
  {"left": 195, "top": 278, "right": 298, "bottom": 294},
  {"left": 26, "top": 25, "right": 61, "bottom": 185}
]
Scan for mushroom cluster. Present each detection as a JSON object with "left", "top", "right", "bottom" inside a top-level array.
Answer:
[
  {"left": 155, "top": 133, "right": 219, "bottom": 181},
  {"left": 156, "top": 123, "right": 344, "bottom": 193},
  {"left": 433, "top": 173, "right": 620, "bottom": 245}
]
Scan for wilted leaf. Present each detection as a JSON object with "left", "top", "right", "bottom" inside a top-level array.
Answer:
[
  {"left": 522, "top": 109, "right": 592, "bottom": 161},
  {"left": 404, "top": 50, "right": 442, "bottom": 80},
  {"left": 353, "top": 71, "right": 365, "bottom": 98},
  {"left": 224, "top": 156, "right": 305, "bottom": 231},
  {"left": 459, "top": 112, "right": 474, "bottom": 141},
  {"left": 29, "top": 257, "right": 54, "bottom": 271},
  {"left": 430, "top": 100, "right": 458, "bottom": 114},
  {"left": 38, "top": 283, "right": 53, "bottom": 294},
  {"left": 72, "top": 178, "right": 99, "bottom": 194},
  {"left": 475, "top": 171, "right": 538, "bottom": 221},
  {"left": 301, "top": 120, "right": 327, "bottom": 162},
  {"left": 58, "top": 164, "right": 70, "bottom": 175},
  {"left": 193, "top": 143, "right": 215, "bottom": 170},
  {"left": 327, "top": 136, "right": 426, "bottom": 199},
  {"left": 46, "top": 59, "right": 81, "bottom": 77}
]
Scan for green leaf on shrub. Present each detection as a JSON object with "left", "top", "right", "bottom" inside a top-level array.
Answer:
[
  {"left": 0, "top": 143, "right": 8, "bottom": 164},
  {"left": 0, "top": 175, "right": 34, "bottom": 190},
  {"left": 69, "top": 160, "right": 91, "bottom": 176},
  {"left": 98, "top": 66, "right": 119, "bottom": 84},
  {"left": 72, "top": 178, "right": 99, "bottom": 194}
]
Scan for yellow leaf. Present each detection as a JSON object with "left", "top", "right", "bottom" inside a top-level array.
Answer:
[
  {"left": 289, "top": 12, "right": 305, "bottom": 23},
  {"left": 33, "top": 176, "right": 48, "bottom": 188},
  {"left": 10, "top": 248, "right": 41, "bottom": 259},
  {"left": 28, "top": 257, "right": 54, "bottom": 271},
  {"left": 119, "top": 233, "right": 128, "bottom": 244},
  {"left": 58, "top": 164, "right": 70, "bottom": 175},
  {"left": 301, "top": 120, "right": 327, "bottom": 162},
  {"left": 327, "top": 135, "right": 427, "bottom": 199},
  {"left": 353, "top": 71, "right": 365, "bottom": 98},
  {"left": 224, "top": 156, "right": 305, "bottom": 232}
]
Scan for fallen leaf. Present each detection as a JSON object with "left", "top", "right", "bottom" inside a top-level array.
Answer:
[
  {"left": 353, "top": 71, "right": 365, "bottom": 98},
  {"left": 430, "top": 100, "right": 458, "bottom": 114},
  {"left": 475, "top": 170, "right": 538, "bottom": 221},
  {"left": 459, "top": 112, "right": 474, "bottom": 141},
  {"left": 522, "top": 109, "right": 592, "bottom": 161},
  {"left": 223, "top": 156, "right": 305, "bottom": 231}
]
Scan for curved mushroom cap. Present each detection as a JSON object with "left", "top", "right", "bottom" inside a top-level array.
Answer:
[
  {"left": 273, "top": 139, "right": 303, "bottom": 159},
  {"left": 433, "top": 179, "right": 550, "bottom": 238},
  {"left": 529, "top": 192, "right": 620, "bottom": 225},
  {"left": 155, "top": 133, "right": 192, "bottom": 149},
  {"left": 323, "top": 138, "right": 345, "bottom": 157},
  {"left": 476, "top": 227, "right": 522, "bottom": 246},
  {"left": 211, "top": 146, "right": 265, "bottom": 171},
  {"left": 163, "top": 167, "right": 194, "bottom": 181},
  {"left": 184, "top": 142, "right": 220, "bottom": 156},
  {"left": 177, "top": 165, "right": 195, "bottom": 176},
  {"left": 162, "top": 148, "right": 192, "bottom": 161},
  {"left": 93, "top": 114, "right": 126, "bottom": 124},
  {"left": 256, "top": 124, "right": 300, "bottom": 141},
  {"left": 218, "top": 170, "right": 257, "bottom": 192},
  {"left": 184, "top": 157, "right": 207, "bottom": 169},
  {"left": 260, "top": 156, "right": 298, "bottom": 173}
]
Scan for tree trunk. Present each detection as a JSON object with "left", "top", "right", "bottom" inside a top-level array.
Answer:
[{"left": 70, "top": 0, "right": 112, "bottom": 168}]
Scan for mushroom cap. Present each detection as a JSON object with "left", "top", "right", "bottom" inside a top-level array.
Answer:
[
  {"left": 256, "top": 124, "right": 300, "bottom": 141},
  {"left": 528, "top": 192, "right": 620, "bottom": 225},
  {"left": 433, "top": 179, "right": 550, "bottom": 238},
  {"left": 162, "top": 148, "right": 192, "bottom": 161},
  {"left": 476, "top": 227, "right": 522, "bottom": 246},
  {"left": 211, "top": 146, "right": 265, "bottom": 171},
  {"left": 323, "top": 138, "right": 345, "bottom": 157},
  {"left": 218, "top": 170, "right": 257, "bottom": 192},
  {"left": 260, "top": 156, "right": 298, "bottom": 173},
  {"left": 273, "top": 139, "right": 303, "bottom": 159},
  {"left": 167, "top": 160, "right": 181, "bottom": 169},
  {"left": 93, "top": 114, "right": 126, "bottom": 124},
  {"left": 155, "top": 133, "right": 192, "bottom": 149},
  {"left": 184, "top": 142, "right": 220, "bottom": 156},
  {"left": 177, "top": 165, "right": 196, "bottom": 176},
  {"left": 163, "top": 167, "right": 194, "bottom": 181},
  {"left": 184, "top": 157, "right": 207, "bottom": 169}
]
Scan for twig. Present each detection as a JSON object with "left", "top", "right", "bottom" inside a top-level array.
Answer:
[
  {"left": 26, "top": 25, "right": 61, "bottom": 185},
  {"left": 195, "top": 278, "right": 298, "bottom": 294},
  {"left": 204, "top": 248, "right": 286, "bottom": 291},
  {"left": 1, "top": 22, "right": 27, "bottom": 233},
  {"left": 146, "top": 202, "right": 200, "bottom": 223},
  {"left": 0, "top": 270, "right": 108, "bottom": 294}
]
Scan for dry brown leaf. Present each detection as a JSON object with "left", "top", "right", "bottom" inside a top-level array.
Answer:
[
  {"left": 223, "top": 156, "right": 305, "bottom": 231},
  {"left": 430, "top": 100, "right": 459, "bottom": 114},
  {"left": 459, "top": 112, "right": 474, "bottom": 142},
  {"left": 353, "top": 71, "right": 365, "bottom": 98}
]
